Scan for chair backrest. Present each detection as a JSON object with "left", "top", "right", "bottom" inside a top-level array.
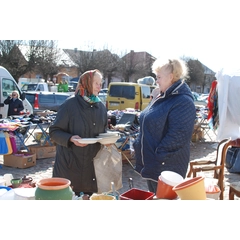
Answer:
[
  {"left": 214, "top": 138, "right": 231, "bottom": 176},
  {"left": 218, "top": 138, "right": 240, "bottom": 173},
  {"left": 216, "top": 138, "right": 231, "bottom": 166}
]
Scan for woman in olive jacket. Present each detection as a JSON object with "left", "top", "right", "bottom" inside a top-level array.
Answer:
[{"left": 49, "top": 70, "right": 108, "bottom": 196}]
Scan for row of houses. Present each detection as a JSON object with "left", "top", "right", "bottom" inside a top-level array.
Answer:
[{"left": 19, "top": 47, "right": 215, "bottom": 93}]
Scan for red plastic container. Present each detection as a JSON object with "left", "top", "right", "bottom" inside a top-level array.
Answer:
[{"left": 119, "top": 188, "right": 155, "bottom": 200}]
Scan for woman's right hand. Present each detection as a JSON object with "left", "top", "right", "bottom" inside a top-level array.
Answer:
[{"left": 70, "top": 135, "right": 88, "bottom": 147}]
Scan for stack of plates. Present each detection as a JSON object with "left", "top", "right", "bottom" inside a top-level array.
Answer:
[
  {"left": 73, "top": 131, "right": 121, "bottom": 145},
  {"left": 98, "top": 132, "right": 119, "bottom": 138},
  {"left": 98, "top": 136, "right": 120, "bottom": 144},
  {"left": 73, "top": 138, "right": 102, "bottom": 144},
  {"left": 97, "top": 132, "right": 120, "bottom": 144}
]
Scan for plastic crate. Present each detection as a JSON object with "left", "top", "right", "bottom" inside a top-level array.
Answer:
[{"left": 119, "top": 188, "right": 154, "bottom": 200}]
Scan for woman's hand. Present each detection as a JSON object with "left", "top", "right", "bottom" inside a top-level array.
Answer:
[
  {"left": 70, "top": 135, "right": 88, "bottom": 147},
  {"left": 104, "top": 144, "right": 113, "bottom": 147}
]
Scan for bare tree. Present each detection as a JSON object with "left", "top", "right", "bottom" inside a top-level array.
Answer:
[
  {"left": 0, "top": 40, "right": 61, "bottom": 82},
  {"left": 63, "top": 48, "right": 122, "bottom": 85},
  {"left": 28, "top": 40, "right": 61, "bottom": 81},
  {"left": 120, "top": 50, "right": 156, "bottom": 82},
  {"left": 89, "top": 50, "right": 121, "bottom": 85},
  {"left": 187, "top": 59, "right": 204, "bottom": 86},
  {"left": 0, "top": 40, "right": 32, "bottom": 81}
]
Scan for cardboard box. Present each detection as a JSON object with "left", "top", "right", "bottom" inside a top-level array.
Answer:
[
  {"left": 192, "top": 129, "right": 204, "bottom": 142},
  {"left": 4, "top": 151, "right": 36, "bottom": 169},
  {"left": 34, "top": 131, "right": 49, "bottom": 142},
  {"left": 28, "top": 144, "right": 56, "bottom": 159}
]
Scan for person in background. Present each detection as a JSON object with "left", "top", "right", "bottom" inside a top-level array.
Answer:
[
  {"left": 49, "top": 69, "right": 108, "bottom": 197},
  {"left": 4, "top": 90, "right": 24, "bottom": 116},
  {"left": 133, "top": 58, "right": 196, "bottom": 194}
]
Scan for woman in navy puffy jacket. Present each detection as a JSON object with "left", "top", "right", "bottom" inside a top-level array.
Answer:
[{"left": 133, "top": 58, "right": 196, "bottom": 194}]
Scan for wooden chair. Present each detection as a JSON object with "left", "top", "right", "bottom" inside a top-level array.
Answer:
[
  {"left": 187, "top": 138, "right": 240, "bottom": 200},
  {"left": 229, "top": 182, "right": 240, "bottom": 200}
]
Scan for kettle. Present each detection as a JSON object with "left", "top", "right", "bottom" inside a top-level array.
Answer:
[{"left": 21, "top": 175, "right": 33, "bottom": 184}]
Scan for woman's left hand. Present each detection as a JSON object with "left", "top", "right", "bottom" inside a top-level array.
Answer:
[{"left": 103, "top": 144, "right": 114, "bottom": 147}]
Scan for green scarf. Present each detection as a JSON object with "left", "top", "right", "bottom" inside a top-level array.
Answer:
[{"left": 83, "top": 94, "right": 101, "bottom": 104}]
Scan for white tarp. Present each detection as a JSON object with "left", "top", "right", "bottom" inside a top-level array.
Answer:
[{"left": 216, "top": 69, "right": 240, "bottom": 141}]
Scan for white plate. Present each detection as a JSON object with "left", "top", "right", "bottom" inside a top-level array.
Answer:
[
  {"left": 75, "top": 138, "right": 102, "bottom": 144},
  {"left": 97, "top": 136, "right": 120, "bottom": 145},
  {"left": 106, "top": 131, "right": 120, "bottom": 134},
  {"left": 98, "top": 132, "right": 119, "bottom": 138}
]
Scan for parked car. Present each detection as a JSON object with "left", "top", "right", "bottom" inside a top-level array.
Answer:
[
  {"left": 191, "top": 92, "right": 207, "bottom": 107},
  {"left": 68, "top": 81, "right": 78, "bottom": 92},
  {"left": 21, "top": 82, "right": 50, "bottom": 92},
  {"left": 98, "top": 93, "right": 107, "bottom": 106},
  {"left": 106, "top": 82, "right": 156, "bottom": 111},
  {"left": 99, "top": 88, "right": 108, "bottom": 94},
  {"left": 0, "top": 66, "right": 33, "bottom": 118},
  {"left": 198, "top": 93, "right": 209, "bottom": 102},
  {"left": 25, "top": 91, "right": 70, "bottom": 114}
]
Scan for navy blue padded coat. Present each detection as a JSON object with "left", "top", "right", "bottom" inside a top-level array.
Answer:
[{"left": 133, "top": 80, "right": 196, "bottom": 182}]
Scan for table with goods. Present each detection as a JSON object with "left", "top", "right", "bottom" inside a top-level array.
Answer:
[
  {"left": 0, "top": 109, "right": 220, "bottom": 200},
  {"left": 0, "top": 171, "right": 221, "bottom": 200}
]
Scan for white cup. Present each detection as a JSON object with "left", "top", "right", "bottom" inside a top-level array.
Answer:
[{"left": 3, "top": 174, "right": 13, "bottom": 186}]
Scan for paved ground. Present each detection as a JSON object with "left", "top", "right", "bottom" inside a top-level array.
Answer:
[{"left": 1, "top": 126, "right": 240, "bottom": 200}]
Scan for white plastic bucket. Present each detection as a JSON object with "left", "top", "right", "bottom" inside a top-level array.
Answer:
[{"left": 160, "top": 171, "right": 184, "bottom": 186}]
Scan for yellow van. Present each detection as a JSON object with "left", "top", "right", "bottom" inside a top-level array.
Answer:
[{"left": 106, "top": 82, "right": 156, "bottom": 111}]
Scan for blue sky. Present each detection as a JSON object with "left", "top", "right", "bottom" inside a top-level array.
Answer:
[{"left": 2, "top": 0, "right": 240, "bottom": 74}]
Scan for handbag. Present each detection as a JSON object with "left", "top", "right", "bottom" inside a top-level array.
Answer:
[{"left": 93, "top": 145, "right": 123, "bottom": 194}]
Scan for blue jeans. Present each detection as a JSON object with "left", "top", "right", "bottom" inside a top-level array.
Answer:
[{"left": 147, "top": 180, "right": 158, "bottom": 194}]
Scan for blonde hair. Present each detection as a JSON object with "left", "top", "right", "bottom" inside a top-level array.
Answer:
[
  {"left": 152, "top": 58, "right": 188, "bottom": 82},
  {"left": 12, "top": 90, "right": 19, "bottom": 98}
]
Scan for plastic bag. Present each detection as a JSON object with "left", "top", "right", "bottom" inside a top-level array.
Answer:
[{"left": 93, "top": 145, "right": 122, "bottom": 194}]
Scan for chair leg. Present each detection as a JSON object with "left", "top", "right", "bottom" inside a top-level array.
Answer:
[
  {"left": 218, "top": 174, "right": 224, "bottom": 200},
  {"left": 229, "top": 186, "right": 235, "bottom": 200},
  {"left": 219, "top": 188, "right": 224, "bottom": 200},
  {"left": 187, "top": 167, "right": 192, "bottom": 178}
]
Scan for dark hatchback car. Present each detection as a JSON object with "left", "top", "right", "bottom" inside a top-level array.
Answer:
[{"left": 25, "top": 91, "right": 71, "bottom": 114}]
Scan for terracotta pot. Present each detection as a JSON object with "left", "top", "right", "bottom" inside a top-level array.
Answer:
[
  {"left": 172, "top": 176, "right": 206, "bottom": 200},
  {"left": 35, "top": 178, "right": 73, "bottom": 200}
]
